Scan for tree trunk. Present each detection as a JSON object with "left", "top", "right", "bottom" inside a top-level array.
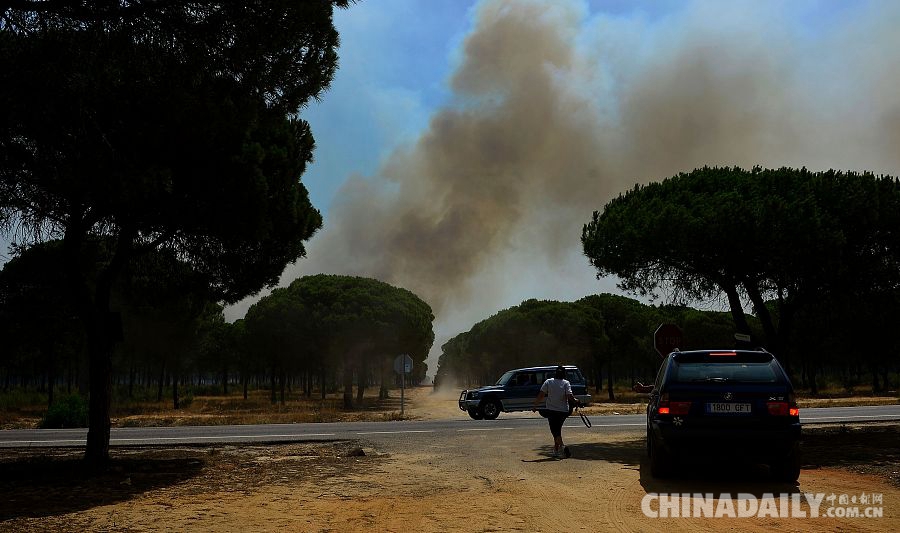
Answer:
[
  {"left": 45, "top": 340, "right": 55, "bottom": 408},
  {"left": 270, "top": 372, "right": 277, "bottom": 404},
  {"left": 606, "top": 357, "right": 615, "bottom": 401},
  {"left": 808, "top": 363, "right": 818, "bottom": 395},
  {"left": 173, "top": 373, "right": 180, "bottom": 409},
  {"left": 280, "top": 373, "right": 286, "bottom": 405},
  {"left": 84, "top": 312, "right": 114, "bottom": 465},
  {"left": 157, "top": 364, "right": 165, "bottom": 403},
  {"left": 356, "top": 359, "right": 367, "bottom": 404},
  {"left": 722, "top": 282, "right": 753, "bottom": 336},
  {"left": 379, "top": 362, "right": 388, "bottom": 400},
  {"left": 71, "top": 223, "right": 133, "bottom": 465},
  {"left": 242, "top": 373, "right": 248, "bottom": 400},
  {"left": 222, "top": 365, "right": 228, "bottom": 396},
  {"left": 343, "top": 366, "right": 354, "bottom": 409}
]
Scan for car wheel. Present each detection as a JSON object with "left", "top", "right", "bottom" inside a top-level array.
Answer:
[
  {"left": 646, "top": 426, "right": 652, "bottom": 457},
  {"left": 481, "top": 399, "right": 501, "bottom": 420},
  {"left": 649, "top": 432, "right": 671, "bottom": 478},
  {"left": 467, "top": 408, "right": 484, "bottom": 420},
  {"left": 770, "top": 443, "right": 801, "bottom": 483}
]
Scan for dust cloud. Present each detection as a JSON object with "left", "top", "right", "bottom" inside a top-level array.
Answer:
[{"left": 271, "top": 0, "right": 900, "bottom": 369}]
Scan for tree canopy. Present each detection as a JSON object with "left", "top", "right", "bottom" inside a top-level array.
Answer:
[
  {"left": 245, "top": 275, "right": 435, "bottom": 409},
  {"left": 435, "top": 294, "right": 768, "bottom": 395},
  {"left": 0, "top": 1, "right": 349, "bottom": 462},
  {"left": 582, "top": 166, "right": 900, "bottom": 372},
  {"left": 435, "top": 299, "right": 606, "bottom": 388}
]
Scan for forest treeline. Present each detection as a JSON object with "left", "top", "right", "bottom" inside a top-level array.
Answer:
[
  {"left": 0, "top": 243, "right": 434, "bottom": 411},
  {"left": 436, "top": 293, "right": 897, "bottom": 398},
  {"left": 5, "top": 166, "right": 900, "bottom": 414}
]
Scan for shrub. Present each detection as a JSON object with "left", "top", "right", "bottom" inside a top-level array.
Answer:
[
  {"left": 39, "top": 394, "right": 88, "bottom": 428},
  {"left": 0, "top": 389, "right": 47, "bottom": 410},
  {"left": 178, "top": 392, "right": 194, "bottom": 408}
]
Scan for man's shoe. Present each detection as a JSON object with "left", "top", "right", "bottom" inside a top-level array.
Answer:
[{"left": 563, "top": 446, "right": 571, "bottom": 458}]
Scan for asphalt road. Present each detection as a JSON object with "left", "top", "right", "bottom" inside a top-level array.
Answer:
[{"left": 1, "top": 404, "right": 898, "bottom": 449}]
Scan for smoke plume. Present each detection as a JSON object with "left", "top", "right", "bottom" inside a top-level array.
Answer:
[{"left": 275, "top": 0, "right": 900, "bottom": 368}]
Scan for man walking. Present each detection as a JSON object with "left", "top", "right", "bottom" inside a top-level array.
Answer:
[{"left": 533, "top": 365, "right": 580, "bottom": 458}]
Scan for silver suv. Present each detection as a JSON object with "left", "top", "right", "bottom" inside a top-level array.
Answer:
[{"left": 458, "top": 365, "right": 591, "bottom": 420}]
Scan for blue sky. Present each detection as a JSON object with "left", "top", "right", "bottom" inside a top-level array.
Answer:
[{"left": 300, "top": 0, "right": 470, "bottom": 210}]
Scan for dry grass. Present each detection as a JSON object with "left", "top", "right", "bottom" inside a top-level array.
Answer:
[
  {"left": 2, "top": 384, "right": 897, "bottom": 430},
  {"left": 110, "top": 388, "right": 411, "bottom": 428}
]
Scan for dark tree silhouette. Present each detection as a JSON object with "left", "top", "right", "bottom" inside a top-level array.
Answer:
[
  {"left": 582, "top": 166, "right": 900, "bottom": 371},
  {"left": 0, "top": 1, "right": 351, "bottom": 462}
]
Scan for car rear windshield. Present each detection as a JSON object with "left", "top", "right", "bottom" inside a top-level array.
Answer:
[
  {"left": 565, "top": 370, "right": 585, "bottom": 384},
  {"left": 496, "top": 368, "right": 585, "bottom": 386},
  {"left": 671, "top": 362, "right": 778, "bottom": 383}
]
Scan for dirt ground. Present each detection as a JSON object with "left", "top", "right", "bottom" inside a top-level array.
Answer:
[{"left": 1, "top": 388, "right": 899, "bottom": 532}]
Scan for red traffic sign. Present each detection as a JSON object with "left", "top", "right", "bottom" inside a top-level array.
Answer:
[{"left": 654, "top": 323, "right": 683, "bottom": 358}]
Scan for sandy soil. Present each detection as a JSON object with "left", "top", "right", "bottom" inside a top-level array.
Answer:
[{"left": 1, "top": 388, "right": 898, "bottom": 532}]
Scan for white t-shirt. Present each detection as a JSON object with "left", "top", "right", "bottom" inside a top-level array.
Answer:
[{"left": 541, "top": 378, "right": 573, "bottom": 412}]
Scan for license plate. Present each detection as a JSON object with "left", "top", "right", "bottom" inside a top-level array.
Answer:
[{"left": 706, "top": 402, "right": 752, "bottom": 414}]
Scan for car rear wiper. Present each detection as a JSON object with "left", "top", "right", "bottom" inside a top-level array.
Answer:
[{"left": 693, "top": 377, "right": 730, "bottom": 382}]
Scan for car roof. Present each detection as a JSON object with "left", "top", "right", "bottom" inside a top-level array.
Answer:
[
  {"left": 510, "top": 365, "right": 580, "bottom": 372},
  {"left": 670, "top": 349, "right": 774, "bottom": 362}
]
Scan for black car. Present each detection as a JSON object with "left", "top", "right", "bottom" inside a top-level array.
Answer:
[
  {"left": 645, "top": 349, "right": 801, "bottom": 481},
  {"left": 458, "top": 365, "right": 591, "bottom": 420}
]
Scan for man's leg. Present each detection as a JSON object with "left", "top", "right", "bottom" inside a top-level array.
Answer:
[{"left": 549, "top": 413, "right": 564, "bottom": 455}]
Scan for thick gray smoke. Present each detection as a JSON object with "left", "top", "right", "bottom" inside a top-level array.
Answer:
[{"left": 262, "top": 0, "right": 900, "bottom": 370}]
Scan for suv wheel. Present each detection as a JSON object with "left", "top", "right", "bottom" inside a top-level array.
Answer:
[
  {"left": 481, "top": 399, "right": 501, "bottom": 420},
  {"left": 649, "top": 431, "right": 671, "bottom": 478},
  {"left": 467, "top": 408, "right": 484, "bottom": 420},
  {"left": 770, "top": 443, "right": 801, "bottom": 482}
]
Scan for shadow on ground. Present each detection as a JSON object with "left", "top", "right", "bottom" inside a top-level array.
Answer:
[
  {"left": 0, "top": 448, "right": 204, "bottom": 520},
  {"left": 800, "top": 423, "right": 900, "bottom": 486},
  {"left": 533, "top": 423, "right": 900, "bottom": 495}
]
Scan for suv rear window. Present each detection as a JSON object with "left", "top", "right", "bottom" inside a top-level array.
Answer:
[
  {"left": 671, "top": 362, "right": 778, "bottom": 383},
  {"left": 497, "top": 368, "right": 585, "bottom": 386},
  {"left": 566, "top": 370, "right": 585, "bottom": 384}
]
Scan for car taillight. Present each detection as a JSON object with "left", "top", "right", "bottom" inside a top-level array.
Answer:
[
  {"left": 767, "top": 401, "right": 799, "bottom": 417},
  {"left": 788, "top": 392, "right": 799, "bottom": 417},
  {"left": 767, "top": 401, "right": 789, "bottom": 416},
  {"left": 657, "top": 400, "right": 691, "bottom": 415}
]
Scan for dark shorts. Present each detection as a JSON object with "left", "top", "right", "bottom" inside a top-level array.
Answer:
[{"left": 547, "top": 411, "right": 569, "bottom": 437}]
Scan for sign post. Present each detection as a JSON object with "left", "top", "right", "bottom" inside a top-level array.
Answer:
[
  {"left": 654, "top": 323, "right": 684, "bottom": 358},
  {"left": 393, "top": 354, "right": 413, "bottom": 416}
]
